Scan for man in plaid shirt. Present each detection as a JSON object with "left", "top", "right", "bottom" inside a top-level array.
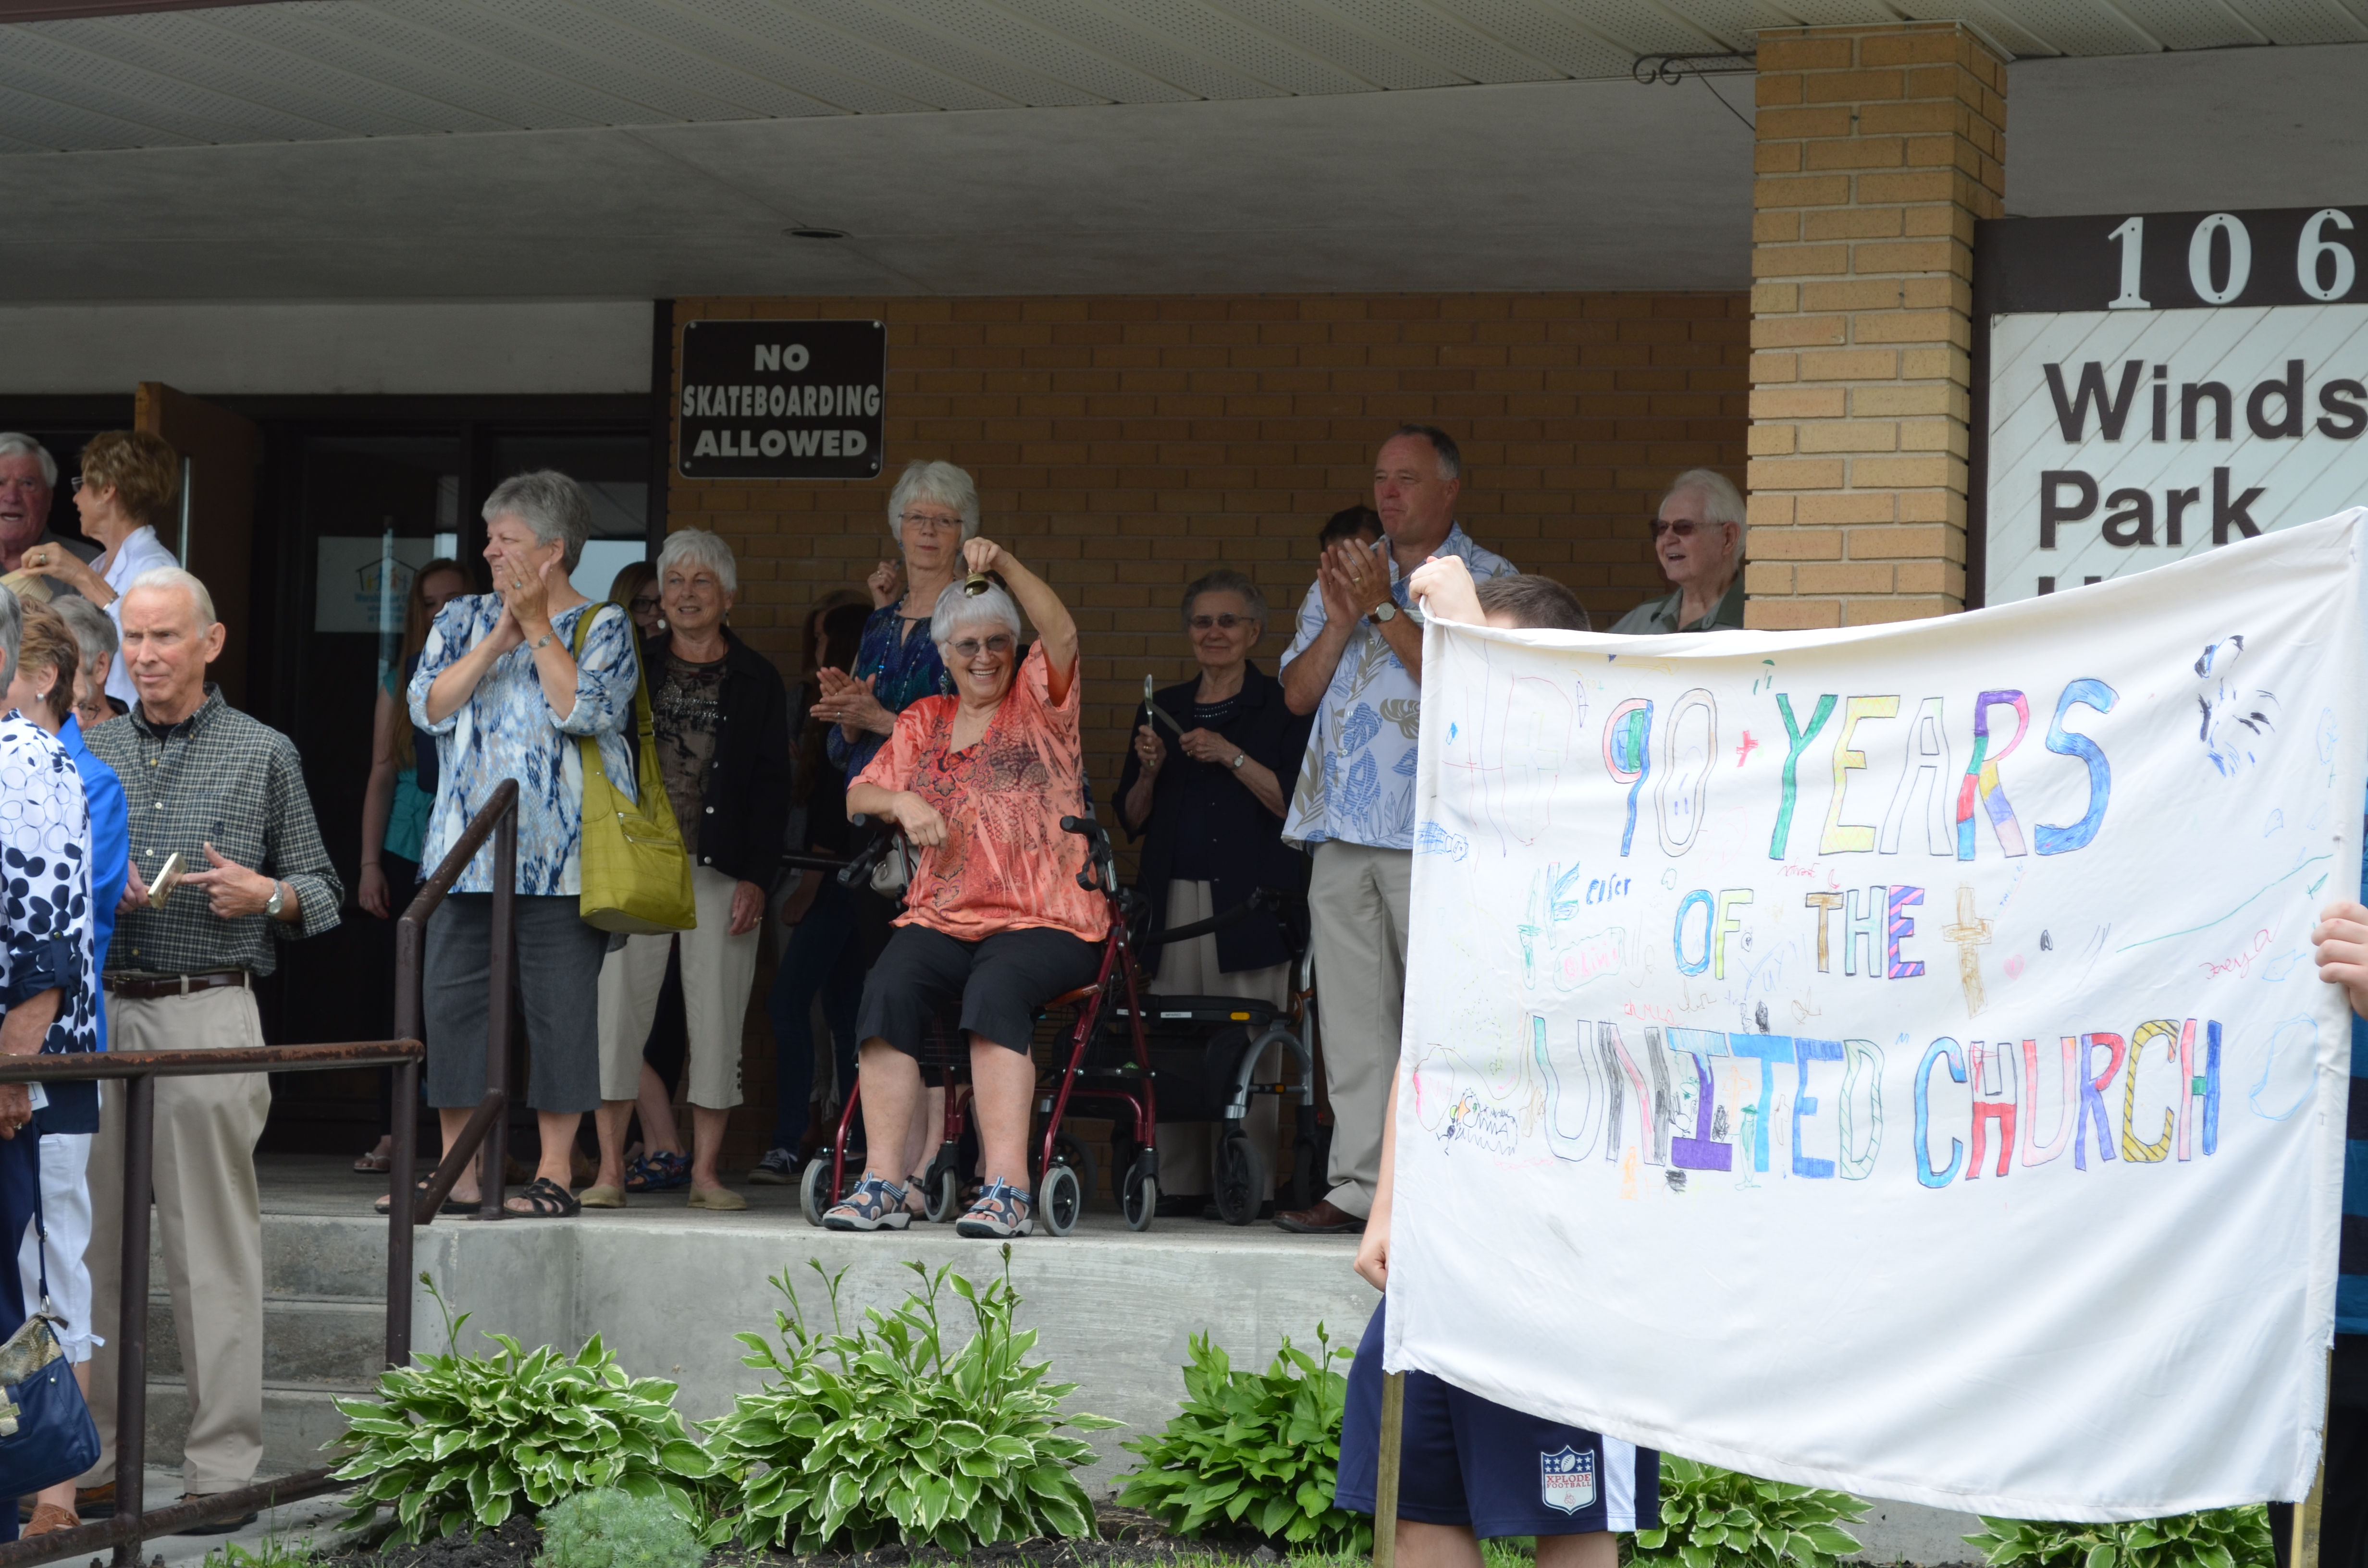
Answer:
[{"left": 74, "top": 567, "right": 341, "bottom": 1527}]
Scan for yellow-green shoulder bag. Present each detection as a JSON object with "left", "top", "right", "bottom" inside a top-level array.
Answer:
[{"left": 573, "top": 608, "right": 696, "bottom": 934}]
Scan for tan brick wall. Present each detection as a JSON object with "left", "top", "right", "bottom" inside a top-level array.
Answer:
[
  {"left": 664, "top": 290, "right": 1748, "bottom": 1160},
  {"left": 1744, "top": 22, "right": 2007, "bottom": 629}
]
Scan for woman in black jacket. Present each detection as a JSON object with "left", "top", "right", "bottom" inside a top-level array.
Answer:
[
  {"left": 588, "top": 528, "right": 791, "bottom": 1210},
  {"left": 1116, "top": 567, "right": 1312, "bottom": 1216}
]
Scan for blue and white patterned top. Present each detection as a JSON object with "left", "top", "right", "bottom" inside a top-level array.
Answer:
[
  {"left": 0, "top": 710, "right": 96, "bottom": 1061},
  {"left": 1278, "top": 523, "right": 1516, "bottom": 850},
  {"left": 408, "top": 596, "right": 639, "bottom": 896}
]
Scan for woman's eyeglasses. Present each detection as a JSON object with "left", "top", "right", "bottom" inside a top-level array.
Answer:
[
  {"left": 629, "top": 595, "right": 660, "bottom": 613},
  {"left": 950, "top": 635, "right": 1015, "bottom": 659},
  {"left": 901, "top": 511, "right": 964, "bottom": 533},
  {"left": 1189, "top": 614, "right": 1254, "bottom": 631}
]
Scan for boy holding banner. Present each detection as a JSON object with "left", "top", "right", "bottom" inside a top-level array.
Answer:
[
  {"left": 2302, "top": 890, "right": 2368, "bottom": 1568},
  {"left": 1334, "top": 557, "right": 1655, "bottom": 1568}
]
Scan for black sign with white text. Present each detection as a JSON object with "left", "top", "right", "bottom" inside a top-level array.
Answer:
[
  {"left": 677, "top": 318, "right": 885, "bottom": 480},
  {"left": 1973, "top": 207, "right": 2368, "bottom": 606}
]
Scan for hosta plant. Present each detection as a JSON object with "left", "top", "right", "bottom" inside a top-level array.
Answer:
[
  {"left": 1963, "top": 1505, "right": 2274, "bottom": 1568},
  {"left": 330, "top": 1275, "right": 714, "bottom": 1543},
  {"left": 700, "top": 1250, "right": 1118, "bottom": 1554},
  {"left": 1629, "top": 1456, "right": 1866, "bottom": 1568},
  {"left": 1116, "top": 1324, "right": 1369, "bottom": 1554}
]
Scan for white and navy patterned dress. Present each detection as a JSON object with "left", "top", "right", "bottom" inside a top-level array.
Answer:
[
  {"left": 0, "top": 710, "right": 97, "bottom": 1060},
  {"left": 407, "top": 596, "right": 640, "bottom": 897}
]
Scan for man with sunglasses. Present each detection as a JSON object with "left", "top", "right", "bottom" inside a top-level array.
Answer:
[{"left": 1607, "top": 469, "right": 1749, "bottom": 635}]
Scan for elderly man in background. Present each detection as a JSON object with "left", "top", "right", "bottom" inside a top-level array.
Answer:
[
  {"left": 1607, "top": 468, "right": 1749, "bottom": 634},
  {"left": 0, "top": 433, "right": 99, "bottom": 578},
  {"left": 1274, "top": 424, "right": 1515, "bottom": 1237},
  {"left": 77, "top": 567, "right": 342, "bottom": 1528}
]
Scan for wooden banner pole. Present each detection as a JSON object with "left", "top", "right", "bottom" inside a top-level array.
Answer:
[{"left": 1373, "top": 1371, "right": 1406, "bottom": 1568}]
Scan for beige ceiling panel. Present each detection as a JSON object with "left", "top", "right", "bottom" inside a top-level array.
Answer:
[
  {"left": 1892, "top": 0, "right": 2059, "bottom": 54},
  {"left": 2107, "top": 0, "right": 2267, "bottom": 45},
  {"left": 1316, "top": 0, "right": 1567, "bottom": 79},
  {"left": 1963, "top": 0, "right": 2160, "bottom": 50},
  {"left": 985, "top": 0, "right": 1302, "bottom": 98},
  {"left": 0, "top": 76, "right": 203, "bottom": 149},
  {"left": 1058, "top": 0, "right": 1376, "bottom": 93},
  {"left": 234, "top": 2, "right": 632, "bottom": 129},
  {"left": 367, "top": 0, "right": 779, "bottom": 120},
  {"left": 617, "top": 0, "right": 1005, "bottom": 110},
  {"left": 861, "top": 0, "right": 1208, "bottom": 100},
  {"left": 2, "top": 25, "right": 340, "bottom": 140},
  {"left": 35, "top": 10, "right": 494, "bottom": 135},
  {"left": 1430, "top": 0, "right": 1650, "bottom": 72},
  {"left": 1203, "top": 0, "right": 1471, "bottom": 85},
  {"left": 781, "top": 0, "right": 1129, "bottom": 104},
  {"left": 2215, "top": 0, "right": 2368, "bottom": 40}
]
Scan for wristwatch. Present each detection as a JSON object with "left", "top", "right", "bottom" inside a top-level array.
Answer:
[
  {"left": 1230, "top": 752, "right": 1248, "bottom": 771},
  {"left": 263, "top": 882, "right": 286, "bottom": 919},
  {"left": 1369, "top": 600, "right": 1399, "bottom": 624}
]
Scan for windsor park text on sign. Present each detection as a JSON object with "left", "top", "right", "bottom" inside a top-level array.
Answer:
[
  {"left": 678, "top": 318, "right": 886, "bottom": 480},
  {"left": 1973, "top": 206, "right": 2368, "bottom": 606}
]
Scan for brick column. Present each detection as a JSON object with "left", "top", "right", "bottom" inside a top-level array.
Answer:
[{"left": 1743, "top": 22, "right": 2006, "bottom": 628}]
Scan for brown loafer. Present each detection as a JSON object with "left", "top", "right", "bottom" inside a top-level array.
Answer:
[
  {"left": 1273, "top": 1198, "right": 1365, "bottom": 1235},
  {"left": 25, "top": 1502, "right": 80, "bottom": 1536}
]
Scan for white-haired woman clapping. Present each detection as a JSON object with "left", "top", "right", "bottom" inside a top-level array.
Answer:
[{"left": 834, "top": 538, "right": 1102, "bottom": 1240}]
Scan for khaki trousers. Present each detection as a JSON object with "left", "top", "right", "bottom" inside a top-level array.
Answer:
[
  {"left": 83, "top": 984, "right": 272, "bottom": 1494},
  {"left": 1306, "top": 840, "right": 1410, "bottom": 1220},
  {"left": 596, "top": 865, "right": 756, "bottom": 1108},
  {"left": 1149, "top": 880, "right": 1288, "bottom": 1200}
]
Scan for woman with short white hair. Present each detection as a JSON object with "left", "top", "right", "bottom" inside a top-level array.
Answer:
[
  {"left": 405, "top": 469, "right": 639, "bottom": 1219},
  {"left": 831, "top": 538, "right": 1101, "bottom": 1239},
  {"left": 585, "top": 528, "right": 790, "bottom": 1211}
]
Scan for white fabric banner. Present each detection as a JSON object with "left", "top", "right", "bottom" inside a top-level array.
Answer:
[{"left": 1386, "top": 509, "right": 2368, "bottom": 1519}]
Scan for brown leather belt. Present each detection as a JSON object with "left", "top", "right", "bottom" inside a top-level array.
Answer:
[{"left": 106, "top": 970, "right": 248, "bottom": 1001}]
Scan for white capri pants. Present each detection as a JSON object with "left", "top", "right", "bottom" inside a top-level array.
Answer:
[
  {"left": 18, "top": 1130, "right": 100, "bottom": 1362},
  {"left": 596, "top": 865, "right": 758, "bottom": 1109}
]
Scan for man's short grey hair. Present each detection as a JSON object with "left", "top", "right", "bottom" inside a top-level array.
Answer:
[
  {"left": 54, "top": 593, "right": 116, "bottom": 665},
  {"left": 484, "top": 469, "right": 593, "bottom": 572},
  {"left": 126, "top": 565, "right": 217, "bottom": 627},
  {"left": 0, "top": 583, "right": 19, "bottom": 690},
  {"left": 0, "top": 433, "right": 57, "bottom": 490},
  {"left": 1181, "top": 568, "right": 1268, "bottom": 628},
  {"left": 930, "top": 578, "right": 1022, "bottom": 653},
  {"left": 1386, "top": 424, "right": 1462, "bottom": 483},
  {"left": 888, "top": 460, "right": 981, "bottom": 548},
  {"left": 655, "top": 528, "right": 738, "bottom": 595},
  {"left": 1664, "top": 468, "right": 1748, "bottom": 541}
]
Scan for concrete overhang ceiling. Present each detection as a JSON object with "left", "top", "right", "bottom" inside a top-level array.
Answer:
[{"left": 0, "top": 0, "right": 2362, "bottom": 301}]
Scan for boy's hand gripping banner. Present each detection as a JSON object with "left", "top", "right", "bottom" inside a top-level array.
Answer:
[{"left": 1388, "top": 509, "right": 2368, "bottom": 1519}]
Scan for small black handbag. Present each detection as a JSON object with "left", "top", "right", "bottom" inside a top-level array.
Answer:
[{"left": 0, "top": 1194, "right": 102, "bottom": 1497}]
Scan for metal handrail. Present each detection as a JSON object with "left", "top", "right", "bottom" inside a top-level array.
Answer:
[{"left": 0, "top": 780, "right": 522, "bottom": 1568}]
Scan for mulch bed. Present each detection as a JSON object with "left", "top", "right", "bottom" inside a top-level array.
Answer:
[{"left": 321, "top": 1503, "right": 1278, "bottom": 1568}]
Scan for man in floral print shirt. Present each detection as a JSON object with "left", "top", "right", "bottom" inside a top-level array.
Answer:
[
  {"left": 1275, "top": 426, "right": 1514, "bottom": 1235},
  {"left": 0, "top": 583, "right": 95, "bottom": 1548}
]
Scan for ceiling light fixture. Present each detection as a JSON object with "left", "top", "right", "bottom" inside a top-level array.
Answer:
[{"left": 784, "top": 227, "right": 848, "bottom": 240}]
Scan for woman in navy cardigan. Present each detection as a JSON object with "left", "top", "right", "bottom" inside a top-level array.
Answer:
[{"left": 1116, "top": 567, "right": 1312, "bottom": 1216}]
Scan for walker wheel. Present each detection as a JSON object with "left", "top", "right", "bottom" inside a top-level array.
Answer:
[
  {"left": 1213, "top": 1134, "right": 1265, "bottom": 1226},
  {"left": 923, "top": 1165, "right": 961, "bottom": 1224},
  {"left": 1121, "top": 1158, "right": 1157, "bottom": 1232},
  {"left": 799, "top": 1157, "right": 837, "bottom": 1228},
  {"left": 1040, "top": 1163, "right": 1083, "bottom": 1236},
  {"left": 1048, "top": 1130, "right": 1098, "bottom": 1212}
]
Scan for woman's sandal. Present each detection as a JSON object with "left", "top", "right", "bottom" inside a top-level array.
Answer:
[
  {"left": 353, "top": 1148, "right": 392, "bottom": 1174},
  {"left": 626, "top": 1151, "right": 691, "bottom": 1192},
  {"left": 954, "top": 1178, "right": 1033, "bottom": 1239},
  {"left": 506, "top": 1176, "right": 580, "bottom": 1218},
  {"left": 822, "top": 1174, "right": 911, "bottom": 1232},
  {"left": 373, "top": 1180, "right": 475, "bottom": 1218}
]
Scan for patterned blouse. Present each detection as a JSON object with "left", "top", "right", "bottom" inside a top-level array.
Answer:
[
  {"left": 826, "top": 600, "right": 953, "bottom": 779},
  {"left": 0, "top": 711, "right": 96, "bottom": 1060},
  {"left": 408, "top": 595, "right": 639, "bottom": 896}
]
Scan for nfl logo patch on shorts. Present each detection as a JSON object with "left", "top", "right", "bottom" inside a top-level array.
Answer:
[{"left": 1540, "top": 1446, "right": 1597, "bottom": 1515}]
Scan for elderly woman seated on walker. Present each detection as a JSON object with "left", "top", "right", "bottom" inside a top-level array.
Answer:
[{"left": 830, "top": 536, "right": 1106, "bottom": 1239}]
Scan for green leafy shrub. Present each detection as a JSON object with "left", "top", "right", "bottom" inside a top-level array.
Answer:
[
  {"left": 331, "top": 1276, "right": 714, "bottom": 1543},
  {"left": 1963, "top": 1506, "right": 2274, "bottom": 1568},
  {"left": 1629, "top": 1456, "right": 1866, "bottom": 1568},
  {"left": 536, "top": 1487, "right": 703, "bottom": 1568},
  {"left": 700, "top": 1249, "right": 1118, "bottom": 1554},
  {"left": 1117, "top": 1325, "right": 1369, "bottom": 1554}
]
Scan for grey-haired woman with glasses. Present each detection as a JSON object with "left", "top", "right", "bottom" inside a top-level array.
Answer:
[{"left": 1114, "top": 566, "right": 1312, "bottom": 1218}]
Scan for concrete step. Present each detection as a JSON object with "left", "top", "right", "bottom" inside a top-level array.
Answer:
[
  {"left": 137, "top": 1212, "right": 398, "bottom": 1300},
  {"left": 143, "top": 1377, "right": 355, "bottom": 1479},
  {"left": 147, "top": 1291, "right": 392, "bottom": 1387}
]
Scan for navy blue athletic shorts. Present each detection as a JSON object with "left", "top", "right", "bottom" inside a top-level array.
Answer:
[{"left": 1335, "top": 1300, "right": 1659, "bottom": 1539}]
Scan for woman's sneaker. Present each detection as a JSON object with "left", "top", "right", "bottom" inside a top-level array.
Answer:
[
  {"left": 747, "top": 1147, "right": 799, "bottom": 1185},
  {"left": 823, "top": 1174, "right": 911, "bottom": 1231},
  {"left": 954, "top": 1178, "right": 1033, "bottom": 1238}
]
